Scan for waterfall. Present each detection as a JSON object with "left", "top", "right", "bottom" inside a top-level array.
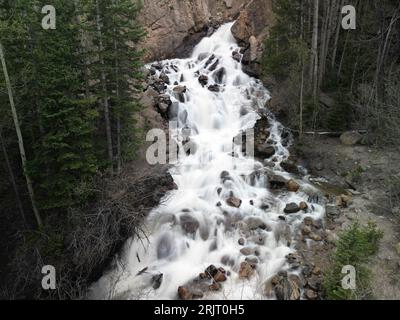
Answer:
[{"left": 90, "top": 22, "right": 325, "bottom": 300}]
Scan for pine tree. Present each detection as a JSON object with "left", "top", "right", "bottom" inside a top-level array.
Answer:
[
  {"left": 1, "top": 0, "right": 99, "bottom": 211},
  {"left": 85, "top": 0, "right": 145, "bottom": 173}
]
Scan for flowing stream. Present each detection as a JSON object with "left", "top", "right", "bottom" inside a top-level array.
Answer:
[{"left": 90, "top": 23, "right": 325, "bottom": 300}]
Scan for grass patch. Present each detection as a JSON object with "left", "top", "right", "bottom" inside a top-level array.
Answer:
[{"left": 324, "top": 221, "right": 383, "bottom": 300}]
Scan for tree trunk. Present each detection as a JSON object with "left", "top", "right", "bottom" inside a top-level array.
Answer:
[
  {"left": 300, "top": 62, "right": 305, "bottom": 140},
  {"left": 0, "top": 42, "right": 42, "bottom": 228},
  {"left": 337, "top": 30, "right": 349, "bottom": 79},
  {"left": 74, "top": 0, "right": 91, "bottom": 97},
  {"left": 312, "top": 0, "right": 319, "bottom": 102},
  {"left": 331, "top": 0, "right": 344, "bottom": 69},
  {"left": 96, "top": 0, "right": 114, "bottom": 175},
  {"left": 113, "top": 0, "right": 122, "bottom": 175}
]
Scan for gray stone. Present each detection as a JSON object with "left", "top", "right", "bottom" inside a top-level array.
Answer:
[{"left": 284, "top": 203, "right": 301, "bottom": 214}]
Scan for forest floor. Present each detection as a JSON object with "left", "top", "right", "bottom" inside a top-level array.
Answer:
[{"left": 296, "top": 134, "right": 400, "bottom": 299}]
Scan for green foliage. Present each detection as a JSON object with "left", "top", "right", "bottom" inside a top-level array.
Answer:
[
  {"left": 261, "top": 0, "right": 305, "bottom": 80},
  {"left": 326, "top": 94, "right": 352, "bottom": 131},
  {"left": 0, "top": 0, "right": 145, "bottom": 212},
  {"left": 324, "top": 222, "right": 383, "bottom": 300}
]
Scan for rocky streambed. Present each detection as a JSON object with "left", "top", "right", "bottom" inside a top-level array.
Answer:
[{"left": 90, "top": 22, "right": 359, "bottom": 301}]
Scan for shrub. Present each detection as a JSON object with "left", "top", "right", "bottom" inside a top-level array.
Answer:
[{"left": 324, "top": 221, "right": 383, "bottom": 300}]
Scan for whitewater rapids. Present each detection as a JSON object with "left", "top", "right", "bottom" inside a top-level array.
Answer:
[{"left": 90, "top": 23, "right": 324, "bottom": 300}]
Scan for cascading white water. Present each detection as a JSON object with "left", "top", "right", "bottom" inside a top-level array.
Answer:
[{"left": 90, "top": 23, "right": 324, "bottom": 300}]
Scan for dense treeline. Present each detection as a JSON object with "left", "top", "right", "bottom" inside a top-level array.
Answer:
[
  {"left": 0, "top": 0, "right": 144, "bottom": 298},
  {"left": 0, "top": 0, "right": 144, "bottom": 223},
  {"left": 262, "top": 0, "right": 400, "bottom": 144}
]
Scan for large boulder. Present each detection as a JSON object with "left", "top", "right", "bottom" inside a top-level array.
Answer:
[
  {"left": 180, "top": 214, "right": 200, "bottom": 234},
  {"left": 230, "top": 0, "right": 274, "bottom": 76},
  {"left": 340, "top": 131, "right": 363, "bottom": 146},
  {"left": 284, "top": 203, "right": 301, "bottom": 214},
  {"left": 231, "top": 10, "right": 252, "bottom": 46},
  {"left": 264, "top": 272, "right": 301, "bottom": 300},
  {"left": 244, "top": 216, "right": 268, "bottom": 230},
  {"left": 226, "top": 197, "right": 242, "bottom": 208},
  {"left": 287, "top": 179, "right": 300, "bottom": 192},
  {"left": 239, "top": 261, "right": 255, "bottom": 279}
]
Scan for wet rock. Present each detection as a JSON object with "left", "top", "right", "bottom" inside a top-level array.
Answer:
[
  {"left": 249, "top": 234, "right": 267, "bottom": 245},
  {"left": 152, "top": 273, "right": 163, "bottom": 290},
  {"left": 245, "top": 256, "right": 259, "bottom": 266},
  {"left": 209, "top": 60, "right": 219, "bottom": 72},
  {"left": 236, "top": 221, "right": 249, "bottom": 233},
  {"left": 286, "top": 253, "right": 302, "bottom": 266},
  {"left": 336, "top": 194, "right": 352, "bottom": 208},
  {"left": 220, "top": 170, "right": 232, "bottom": 183},
  {"left": 159, "top": 72, "right": 170, "bottom": 85},
  {"left": 151, "top": 78, "right": 167, "bottom": 93},
  {"left": 244, "top": 216, "right": 268, "bottom": 230},
  {"left": 203, "top": 54, "right": 215, "bottom": 66},
  {"left": 221, "top": 255, "right": 235, "bottom": 267},
  {"left": 213, "top": 268, "right": 227, "bottom": 282},
  {"left": 155, "top": 94, "right": 172, "bottom": 118},
  {"left": 340, "top": 131, "right": 363, "bottom": 146},
  {"left": 198, "top": 74, "right": 208, "bottom": 86},
  {"left": 306, "top": 275, "right": 323, "bottom": 292},
  {"left": 287, "top": 179, "right": 300, "bottom": 192},
  {"left": 238, "top": 238, "right": 245, "bottom": 246},
  {"left": 267, "top": 272, "right": 301, "bottom": 300},
  {"left": 209, "top": 282, "right": 222, "bottom": 291},
  {"left": 180, "top": 214, "right": 200, "bottom": 234},
  {"left": 255, "top": 144, "right": 275, "bottom": 159},
  {"left": 205, "top": 265, "right": 218, "bottom": 278},
  {"left": 326, "top": 204, "right": 341, "bottom": 219},
  {"left": 301, "top": 225, "right": 312, "bottom": 236},
  {"left": 281, "top": 160, "right": 300, "bottom": 175},
  {"left": 304, "top": 289, "right": 319, "bottom": 300},
  {"left": 226, "top": 197, "right": 242, "bottom": 208},
  {"left": 239, "top": 261, "right": 255, "bottom": 279},
  {"left": 214, "top": 67, "right": 226, "bottom": 84},
  {"left": 308, "top": 233, "right": 322, "bottom": 242},
  {"left": 173, "top": 85, "right": 186, "bottom": 94},
  {"left": 268, "top": 174, "right": 287, "bottom": 189},
  {"left": 178, "top": 286, "right": 193, "bottom": 300},
  {"left": 299, "top": 201, "right": 308, "bottom": 211},
  {"left": 208, "top": 84, "right": 220, "bottom": 92},
  {"left": 240, "top": 247, "right": 255, "bottom": 256},
  {"left": 232, "top": 50, "right": 241, "bottom": 62},
  {"left": 284, "top": 203, "right": 301, "bottom": 214},
  {"left": 303, "top": 217, "right": 315, "bottom": 227}
]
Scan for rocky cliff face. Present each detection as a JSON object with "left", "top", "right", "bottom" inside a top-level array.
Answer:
[
  {"left": 231, "top": 0, "right": 275, "bottom": 76},
  {"left": 139, "top": 0, "right": 274, "bottom": 68}
]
